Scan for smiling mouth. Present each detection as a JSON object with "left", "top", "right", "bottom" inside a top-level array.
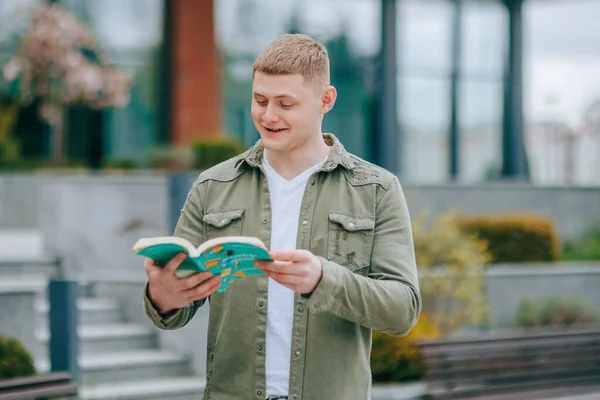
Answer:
[{"left": 263, "top": 127, "right": 288, "bottom": 133}]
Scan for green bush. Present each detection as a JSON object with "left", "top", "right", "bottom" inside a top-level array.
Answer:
[
  {"left": 515, "top": 297, "right": 600, "bottom": 328},
  {"left": 371, "top": 313, "right": 441, "bottom": 382},
  {"left": 413, "top": 211, "right": 491, "bottom": 333},
  {"left": 192, "top": 137, "right": 246, "bottom": 170},
  {"left": 0, "top": 100, "right": 22, "bottom": 169},
  {"left": 0, "top": 336, "right": 36, "bottom": 379},
  {"left": 102, "top": 158, "right": 140, "bottom": 171},
  {"left": 457, "top": 213, "right": 560, "bottom": 263},
  {"left": 147, "top": 146, "right": 194, "bottom": 170},
  {"left": 562, "top": 222, "right": 600, "bottom": 261}
]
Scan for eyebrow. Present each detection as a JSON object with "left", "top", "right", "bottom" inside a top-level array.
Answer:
[{"left": 253, "top": 92, "right": 298, "bottom": 101}]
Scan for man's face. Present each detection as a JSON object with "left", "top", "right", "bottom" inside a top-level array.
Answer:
[{"left": 251, "top": 71, "right": 335, "bottom": 153}]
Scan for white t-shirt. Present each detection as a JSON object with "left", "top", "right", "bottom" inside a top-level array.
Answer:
[{"left": 263, "top": 152, "right": 325, "bottom": 396}]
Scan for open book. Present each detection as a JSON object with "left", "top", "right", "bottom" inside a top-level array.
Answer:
[{"left": 133, "top": 236, "right": 271, "bottom": 292}]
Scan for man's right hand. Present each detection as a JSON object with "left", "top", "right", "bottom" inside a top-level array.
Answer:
[{"left": 144, "top": 252, "right": 221, "bottom": 315}]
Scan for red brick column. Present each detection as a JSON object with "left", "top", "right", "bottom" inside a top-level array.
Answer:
[{"left": 171, "top": 0, "right": 221, "bottom": 145}]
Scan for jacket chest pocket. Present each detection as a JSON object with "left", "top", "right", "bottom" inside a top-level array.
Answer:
[
  {"left": 203, "top": 209, "right": 245, "bottom": 240},
  {"left": 327, "top": 212, "right": 375, "bottom": 273}
]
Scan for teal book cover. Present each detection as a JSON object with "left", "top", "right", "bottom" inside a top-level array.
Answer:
[{"left": 133, "top": 236, "right": 271, "bottom": 292}]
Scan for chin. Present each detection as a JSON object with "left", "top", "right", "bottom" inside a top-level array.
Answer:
[
  {"left": 259, "top": 129, "right": 293, "bottom": 151},
  {"left": 261, "top": 136, "right": 290, "bottom": 153}
]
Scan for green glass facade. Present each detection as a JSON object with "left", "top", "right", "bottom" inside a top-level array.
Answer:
[{"left": 2, "top": 0, "right": 600, "bottom": 184}]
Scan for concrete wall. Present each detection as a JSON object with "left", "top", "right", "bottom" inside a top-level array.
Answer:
[
  {"left": 0, "top": 174, "right": 40, "bottom": 229},
  {"left": 2, "top": 173, "right": 599, "bottom": 244},
  {"left": 35, "top": 174, "right": 170, "bottom": 281},
  {"left": 486, "top": 262, "right": 600, "bottom": 328}
]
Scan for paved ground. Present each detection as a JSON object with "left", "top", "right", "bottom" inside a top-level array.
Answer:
[{"left": 369, "top": 383, "right": 600, "bottom": 400}]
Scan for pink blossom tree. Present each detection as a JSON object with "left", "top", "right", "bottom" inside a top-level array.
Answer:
[{"left": 1, "top": 1, "right": 133, "bottom": 163}]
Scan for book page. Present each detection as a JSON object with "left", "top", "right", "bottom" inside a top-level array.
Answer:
[
  {"left": 133, "top": 236, "right": 198, "bottom": 256},
  {"left": 197, "top": 236, "right": 267, "bottom": 255}
]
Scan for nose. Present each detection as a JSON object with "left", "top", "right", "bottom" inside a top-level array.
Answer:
[{"left": 262, "top": 104, "right": 279, "bottom": 124}]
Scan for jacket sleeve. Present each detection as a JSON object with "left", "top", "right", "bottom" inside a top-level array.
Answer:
[
  {"left": 307, "top": 176, "right": 421, "bottom": 336},
  {"left": 143, "top": 179, "right": 208, "bottom": 330}
]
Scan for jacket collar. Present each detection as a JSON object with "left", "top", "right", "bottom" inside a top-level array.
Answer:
[{"left": 235, "top": 133, "right": 356, "bottom": 171}]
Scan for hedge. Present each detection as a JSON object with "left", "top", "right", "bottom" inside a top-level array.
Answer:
[{"left": 457, "top": 213, "right": 560, "bottom": 263}]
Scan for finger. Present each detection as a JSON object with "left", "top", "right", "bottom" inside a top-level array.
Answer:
[
  {"left": 164, "top": 252, "right": 188, "bottom": 274},
  {"left": 270, "top": 249, "right": 312, "bottom": 262},
  {"left": 257, "top": 260, "right": 302, "bottom": 275},
  {"left": 267, "top": 271, "right": 301, "bottom": 286},
  {"left": 144, "top": 258, "right": 162, "bottom": 275},
  {"left": 179, "top": 270, "right": 214, "bottom": 290},
  {"left": 185, "top": 275, "right": 221, "bottom": 301}
]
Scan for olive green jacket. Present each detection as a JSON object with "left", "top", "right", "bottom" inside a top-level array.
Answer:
[{"left": 143, "top": 134, "right": 421, "bottom": 400}]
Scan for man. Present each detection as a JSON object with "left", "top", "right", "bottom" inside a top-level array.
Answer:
[{"left": 143, "top": 33, "right": 421, "bottom": 400}]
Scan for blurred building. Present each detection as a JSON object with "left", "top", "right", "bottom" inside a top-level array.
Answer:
[{"left": 1, "top": 0, "right": 599, "bottom": 185}]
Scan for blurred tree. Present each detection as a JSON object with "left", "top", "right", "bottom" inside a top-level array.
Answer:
[
  {"left": 412, "top": 211, "right": 491, "bottom": 333},
  {"left": 1, "top": 1, "right": 133, "bottom": 164}
]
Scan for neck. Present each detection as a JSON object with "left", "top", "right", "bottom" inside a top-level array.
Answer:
[{"left": 265, "top": 134, "right": 331, "bottom": 181}]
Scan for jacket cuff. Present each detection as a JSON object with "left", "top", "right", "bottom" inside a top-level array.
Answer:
[
  {"left": 307, "top": 257, "right": 342, "bottom": 313},
  {"left": 143, "top": 282, "right": 184, "bottom": 329}
]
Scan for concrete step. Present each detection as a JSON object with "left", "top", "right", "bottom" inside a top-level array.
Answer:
[
  {"left": 0, "top": 259, "right": 59, "bottom": 276},
  {"left": 0, "top": 229, "right": 45, "bottom": 260},
  {"left": 37, "top": 350, "right": 193, "bottom": 386},
  {"left": 36, "top": 297, "right": 124, "bottom": 327},
  {"left": 36, "top": 323, "right": 156, "bottom": 355},
  {"left": 80, "top": 377, "right": 206, "bottom": 400},
  {"left": 82, "top": 350, "right": 193, "bottom": 386}
]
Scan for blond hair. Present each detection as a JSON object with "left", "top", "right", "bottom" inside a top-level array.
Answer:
[{"left": 253, "top": 34, "right": 330, "bottom": 90}]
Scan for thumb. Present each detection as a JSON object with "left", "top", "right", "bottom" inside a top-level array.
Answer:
[{"left": 164, "top": 252, "right": 188, "bottom": 274}]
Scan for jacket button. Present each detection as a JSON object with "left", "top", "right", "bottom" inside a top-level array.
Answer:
[
  {"left": 257, "top": 390, "right": 262, "bottom": 396},
  {"left": 297, "top": 306, "right": 304, "bottom": 313},
  {"left": 295, "top": 350, "right": 300, "bottom": 357},
  {"left": 263, "top": 217, "right": 268, "bottom": 223},
  {"left": 259, "top": 301, "right": 264, "bottom": 307},
  {"left": 258, "top": 345, "right": 263, "bottom": 351},
  {"left": 302, "top": 220, "right": 308, "bottom": 226},
  {"left": 310, "top": 180, "right": 315, "bottom": 186}
]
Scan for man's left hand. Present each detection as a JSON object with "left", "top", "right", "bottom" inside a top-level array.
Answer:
[{"left": 255, "top": 249, "right": 323, "bottom": 294}]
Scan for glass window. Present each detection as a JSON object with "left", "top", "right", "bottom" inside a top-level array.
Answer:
[
  {"left": 400, "top": 0, "right": 453, "bottom": 78},
  {"left": 459, "top": 0, "right": 506, "bottom": 182},
  {"left": 398, "top": 0, "right": 452, "bottom": 183},
  {"left": 524, "top": 0, "right": 600, "bottom": 185},
  {"left": 400, "top": 76, "right": 450, "bottom": 184},
  {"left": 60, "top": 0, "right": 163, "bottom": 49},
  {"left": 459, "top": 80, "right": 503, "bottom": 182},
  {"left": 461, "top": 0, "right": 506, "bottom": 79}
]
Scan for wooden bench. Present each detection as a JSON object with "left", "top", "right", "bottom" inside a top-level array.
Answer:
[
  {"left": 416, "top": 324, "right": 600, "bottom": 399},
  {"left": 0, "top": 372, "right": 78, "bottom": 400}
]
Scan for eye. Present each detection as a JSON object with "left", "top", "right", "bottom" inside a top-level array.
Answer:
[
  {"left": 256, "top": 100, "right": 267, "bottom": 106},
  {"left": 281, "top": 103, "right": 294, "bottom": 109}
]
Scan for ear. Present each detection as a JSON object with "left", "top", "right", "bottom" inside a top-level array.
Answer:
[{"left": 320, "top": 86, "right": 337, "bottom": 114}]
